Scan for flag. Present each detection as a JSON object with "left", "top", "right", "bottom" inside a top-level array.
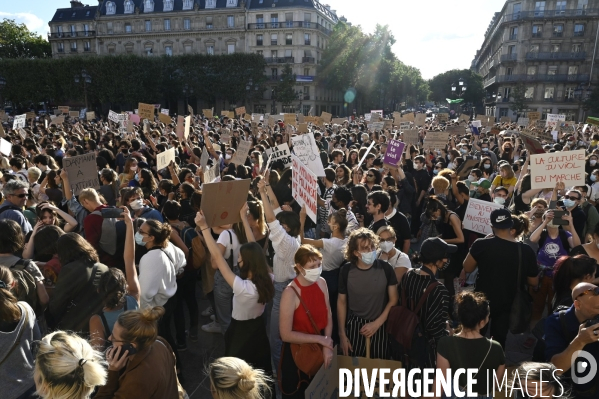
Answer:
[{"left": 446, "top": 98, "right": 464, "bottom": 104}]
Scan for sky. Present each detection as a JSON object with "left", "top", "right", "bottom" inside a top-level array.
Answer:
[{"left": 1, "top": 0, "right": 507, "bottom": 79}]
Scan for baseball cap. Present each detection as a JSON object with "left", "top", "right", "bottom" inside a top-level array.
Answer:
[
  {"left": 479, "top": 180, "right": 492, "bottom": 189},
  {"left": 421, "top": 237, "right": 457, "bottom": 260},
  {"left": 490, "top": 208, "right": 513, "bottom": 229}
]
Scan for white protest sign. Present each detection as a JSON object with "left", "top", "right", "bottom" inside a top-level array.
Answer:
[
  {"left": 13, "top": 114, "right": 26, "bottom": 129},
  {"left": 203, "top": 163, "right": 219, "bottom": 183},
  {"left": 157, "top": 147, "right": 176, "bottom": 170},
  {"left": 264, "top": 143, "right": 292, "bottom": 168},
  {"left": 291, "top": 154, "right": 318, "bottom": 223},
  {"left": 231, "top": 140, "right": 252, "bottom": 165},
  {"left": 518, "top": 117, "right": 529, "bottom": 127},
  {"left": 530, "top": 149, "right": 585, "bottom": 189},
  {"left": 108, "top": 110, "right": 120, "bottom": 123},
  {"left": 364, "top": 113, "right": 372, "bottom": 122},
  {"left": 291, "top": 132, "right": 326, "bottom": 176},
  {"left": 0, "top": 138, "right": 11, "bottom": 156},
  {"left": 472, "top": 120, "right": 482, "bottom": 128},
  {"left": 200, "top": 146, "right": 210, "bottom": 169},
  {"left": 161, "top": 108, "right": 169, "bottom": 115},
  {"left": 463, "top": 198, "right": 503, "bottom": 235},
  {"left": 184, "top": 115, "right": 191, "bottom": 139},
  {"left": 546, "top": 114, "right": 566, "bottom": 129},
  {"left": 63, "top": 153, "right": 100, "bottom": 195}
]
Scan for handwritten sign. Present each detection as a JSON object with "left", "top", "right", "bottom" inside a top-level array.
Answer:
[
  {"left": 463, "top": 198, "right": 503, "bottom": 235},
  {"left": 157, "top": 147, "right": 176, "bottom": 170},
  {"left": 370, "top": 122, "right": 384, "bottom": 131},
  {"left": 161, "top": 108, "right": 169, "bottom": 115},
  {"left": 176, "top": 115, "right": 184, "bottom": 139},
  {"left": 108, "top": 110, "right": 120, "bottom": 123},
  {"left": 137, "top": 103, "right": 155, "bottom": 120},
  {"left": 13, "top": 114, "right": 26, "bottom": 129},
  {"left": 546, "top": 114, "right": 566, "bottom": 129},
  {"left": 69, "top": 111, "right": 79, "bottom": 118},
  {"left": 517, "top": 117, "right": 529, "bottom": 127},
  {"left": 291, "top": 154, "right": 318, "bottom": 223},
  {"left": 0, "top": 138, "right": 11, "bottom": 156},
  {"left": 530, "top": 149, "right": 585, "bottom": 189},
  {"left": 383, "top": 139, "right": 405, "bottom": 168},
  {"left": 184, "top": 115, "right": 191, "bottom": 139},
  {"left": 437, "top": 113, "right": 449, "bottom": 124},
  {"left": 291, "top": 132, "right": 325, "bottom": 176},
  {"left": 187, "top": 104, "right": 194, "bottom": 116},
  {"left": 231, "top": 140, "right": 251, "bottom": 165},
  {"left": 424, "top": 132, "right": 449, "bottom": 149},
  {"left": 500, "top": 116, "right": 511, "bottom": 123},
  {"left": 415, "top": 114, "right": 426, "bottom": 126},
  {"left": 528, "top": 112, "right": 541, "bottom": 122},
  {"left": 63, "top": 153, "right": 99, "bottom": 195},
  {"left": 264, "top": 143, "right": 292, "bottom": 168},
  {"left": 320, "top": 112, "right": 332, "bottom": 123},
  {"left": 86, "top": 111, "right": 96, "bottom": 121},
  {"left": 402, "top": 130, "right": 419, "bottom": 146},
  {"left": 284, "top": 114, "right": 296, "bottom": 126},
  {"left": 158, "top": 113, "right": 171, "bottom": 124},
  {"left": 203, "top": 109, "right": 213, "bottom": 119}
]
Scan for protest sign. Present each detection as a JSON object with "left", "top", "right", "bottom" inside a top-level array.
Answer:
[
  {"left": 161, "top": 108, "right": 169, "bottom": 115},
  {"left": 201, "top": 179, "right": 251, "bottom": 227},
  {"left": 472, "top": 120, "right": 481, "bottom": 128},
  {"left": 320, "top": 111, "right": 332, "bottom": 123},
  {"left": 58, "top": 106, "right": 69, "bottom": 114},
  {"left": 235, "top": 106, "right": 246, "bottom": 117},
  {"left": 129, "top": 113, "right": 140, "bottom": 124},
  {"left": 18, "top": 128, "right": 27, "bottom": 141},
  {"left": 220, "top": 132, "right": 231, "bottom": 143},
  {"left": 231, "top": 140, "right": 252, "bottom": 165},
  {"left": 0, "top": 123, "right": 4, "bottom": 138},
  {"left": 138, "top": 103, "right": 155, "bottom": 120},
  {"left": 332, "top": 118, "right": 346, "bottom": 125},
  {"left": 424, "top": 132, "right": 449, "bottom": 149},
  {"left": 187, "top": 105, "right": 194, "bottom": 116},
  {"left": 51, "top": 116, "right": 65, "bottom": 125},
  {"left": 546, "top": 114, "right": 566, "bottom": 129},
  {"left": 437, "top": 113, "right": 449, "bottom": 124},
  {"left": 402, "top": 130, "right": 419, "bottom": 146},
  {"left": 265, "top": 143, "right": 292, "bottom": 168},
  {"left": 25, "top": 111, "right": 35, "bottom": 120},
  {"left": 251, "top": 113, "right": 263, "bottom": 121},
  {"left": 414, "top": 113, "right": 426, "bottom": 126},
  {"left": 291, "top": 154, "right": 318, "bottom": 223},
  {"left": 401, "top": 113, "right": 415, "bottom": 123},
  {"left": 520, "top": 131, "right": 546, "bottom": 155},
  {"left": 0, "top": 138, "right": 11, "bottom": 156},
  {"left": 370, "top": 122, "right": 384, "bottom": 131},
  {"left": 364, "top": 113, "right": 372, "bottom": 122},
  {"left": 399, "top": 122, "right": 411, "bottom": 131},
  {"left": 200, "top": 146, "right": 210, "bottom": 169},
  {"left": 481, "top": 115, "right": 495, "bottom": 127},
  {"left": 176, "top": 115, "right": 184, "bottom": 139},
  {"left": 67, "top": 111, "right": 78, "bottom": 118},
  {"left": 383, "top": 139, "right": 405, "bottom": 168},
  {"left": 530, "top": 149, "right": 585, "bottom": 189},
  {"left": 297, "top": 113, "right": 305, "bottom": 124},
  {"left": 456, "top": 159, "right": 480, "bottom": 180},
  {"left": 446, "top": 126, "right": 464, "bottom": 135},
  {"left": 284, "top": 114, "right": 296, "bottom": 126},
  {"left": 203, "top": 109, "right": 213, "bottom": 119},
  {"left": 561, "top": 125, "right": 575, "bottom": 134},
  {"left": 108, "top": 110, "right": 120, "bottom": 123},
  {"left": 371, "top": 110, "right": 383, "bottom": 118},
  {"left": 158, "top": 113, "right": 171, "bottom": 124},
  {"left": 86, "top": 111, "right": 96, "bottom": 121},
  {"left": 13, "top": 114, "right": 26, "bottom": 129},
  {"left": 297, "top": 123, "right": 308, "bottom": 133},
  {"left": 127, "top": 120, "right": 134, "bottom": 134},
  {"left": 291, "top": 132, "right": 326, "bottom": 176},
  {"left": 500, "top": 116, "right": 511, "bottom": 123},
  {"left": 203, "top": 163, "right": 219, "bottom": 183},
  {"left": 528, "top": 112, "right": 541, "bottom": 122},
  {"left": 157, "top": 147, "right": 176, "bottom": 170},
  {"left": 63, "top": 153, "right": 100, "bottom": 195},
  {"left": 383, "top": 119, "right": 393, "bottom": 130},
  {"left": 463, "top": 198, "right": 503, "bottom": 235},
  {"left": 357, "top": 141, "right": 376, "bottom": 170},
  {"left": 459, "top": 114, "right": 470, "bottom": 124},
  {"left": 517, "top": 117, "right": 529, "bottom": 127},
  {"left": 184, "top": 115, "right": 191, "bottom": 139},
  {"left": 0, "top": 110, "right": 6, "bottom": 121}
]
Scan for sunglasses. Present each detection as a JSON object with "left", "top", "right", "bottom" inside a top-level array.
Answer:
[
  {"left": 10, "top": 193, "right": 28, "bottom": 198},
  {"left": 576, "top": 286, "right": 599, "bottom": 299},
  {"left": 563, "top": 195, "right": 581, "bottom": 201}
]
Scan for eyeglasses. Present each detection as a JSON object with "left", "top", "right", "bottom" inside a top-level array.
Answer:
[
  {"left": 10, "top": 193, "right": 27, "bottom": 198},
  {"left": 576, "top": 286, "right": 599, "bottom": 299},
  {"left": 563, "top": 195, "right": 581, "bottom": 201}
]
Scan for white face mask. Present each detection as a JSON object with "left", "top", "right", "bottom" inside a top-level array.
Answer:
[
  {"left": 494, "top": 197, "right": 506, "bottom": 205},
  {"left": 467, "top": 175, "right": 477, "bottom": 182},
  {"left": 591, "top": 160, "right": 597, "bottom": 166},
  {"left": 379, "top": 241, "right": 394, "bottom": 253},
  {"left": 130, "top": 199, "right": 144, "bottom": 210},
  {"left": 225, "top": 154, "right": 232, "bottom": 160},
  {"left": 302, "top": 265, "right": 322, "bottom": 283},
  {"left": 130, "top": 166, "right": 137, "bottom": 172}
]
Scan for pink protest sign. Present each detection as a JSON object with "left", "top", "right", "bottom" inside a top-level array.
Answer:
[
  {"left": 128, "top": 113, "right": 140, "bottom": 124},
  {"left": 383, "top": 139, "right": 405, "bottom": 168}
]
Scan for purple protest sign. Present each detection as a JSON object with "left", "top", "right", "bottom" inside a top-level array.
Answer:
[{"left": 383, "top": 139, "right": 405, "bottom": 168}]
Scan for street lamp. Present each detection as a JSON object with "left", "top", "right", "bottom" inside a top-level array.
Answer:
[
  {"left": 74, "top": 70, "right": 91, "bottom": 109},
  {"left": 183, "top": 84, "right": 194, "bottom": 113},
  {"left": 271, "top": 89, "right": 276, "bottom": 115},
  {"left": 574, "top": 83, "right": 588, "bottom": 122}
]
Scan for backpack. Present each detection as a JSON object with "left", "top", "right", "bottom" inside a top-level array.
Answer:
[
  {"left": 538, "top": 229, "right": 570, "bottom": 255},
  {"left": 386, "top": 269, "right": 439, "bottom": 368},
  {"left": 10, "top": 259, "right": 39, "bottom": 313},
  {"left": 91, "top": 208, "right": 127, "bottom": 256}
]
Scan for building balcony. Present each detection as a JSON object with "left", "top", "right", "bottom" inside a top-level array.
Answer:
[
  {"left": 505, "top": 8, "right": 599, "bottom": 22},
  {"left": 496, "top": 73, "right": 589, "bottom": 83},
  {"left": 509, "top": 34, "right": 518, "bottom": 40},
  {"left": 248, "top": 21, "right": 332, "bottom": 35},
  {"left": 484, "top": 76, "right": 497, "bottom": 88},
  {"left": 264, "top": 57, "right": 294, "bottom": 64},
  {"left": 532, "top": 32, "right": 543, "bottom": 38},
  {"left": 525, "top": 51, "right": 586, "bottom": 60},
  {"left": 500, "top": 53, "right": 518, "bottom": 62},
  {"left": 302, "top": 57, "right": 316, "bottom": 63},
  {"left": 48, "top": 31, "right": 96, "bottom": 39}
]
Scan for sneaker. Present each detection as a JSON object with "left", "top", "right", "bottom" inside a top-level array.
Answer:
[
  {"left": 201, "top": 321, "right": 222, "bottom": 334},
  {"left": 211, "top": 315, "right": 216, "bottom": 321},
  {"left": 201, "top": 306, "right": 214, "bottom": 317},
  {"left": 177, "top": 342, "right": 187, "bottom": 351}
]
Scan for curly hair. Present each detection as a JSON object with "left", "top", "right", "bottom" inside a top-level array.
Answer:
[{"left": 344, "top": 228, "right": 379, "bottom": 264}]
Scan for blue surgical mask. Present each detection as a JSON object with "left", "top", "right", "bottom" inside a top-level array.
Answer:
[
  {"left": 134, "top": 173, "right": 139, "bottom": 182},
  {"left": 433, "top": 169, "right": 439, "bottom": 175},
  {"left": 134, "top": 232, "right": 146, "bottom": 246},
  {"left": 592, "top": 174, "right": 597, "bottom": 182},
  {"left": 361, "top": 250, "right": 377, "bottom": 265},
  {"left": 484, "top": 164, "right": 491, "bottom": 169},
  {"left": 563, "top": 199, "right": 575, "bottom": 208},
  {"left": 460, "top": 148, "right": 467, "bottom": 154}
]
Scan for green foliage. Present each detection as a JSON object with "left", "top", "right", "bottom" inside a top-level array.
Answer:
[
  {"left": 0, "top": 53, "right": 267, "bottom": 109},
  {"left": 427, "top": 69, "right": 484, "bottom": 106},
  {"left": 318, "top": 22, "right": 428, "bottom": 113},
  {"left": 0, "top": 19, "right": 51, "bottom": 59},
  {"left": 510, "top": 84, "right": 527, "bottom": 116},
  {"left": 275, "top": 64, "right": 297, "bottom": 106}
]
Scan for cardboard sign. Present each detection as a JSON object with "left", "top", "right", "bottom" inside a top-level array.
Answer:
[
  {"left": 528, "top": 112, "right": 541, "bottom": 122},
  {"left": 25, "top": 111, "right": 35, "bottom": 120},
  {"left": 86, "top": 111, "right": 96, "bottom": 121},
  {"left": 530, "top": 149, "right": 585, "bottom": 189},
  {"left": 235, "top": 106, "right": 246, "bottom": 117},
  {"left": 58, "top": 106, "right": 69, "bottom": 114},
  {"left": 290, "top": 132, "right": 326, "bottom": 176},
  {"left": 13, "top": 114, "right": 26, "bottom": 129},
  {"left": 383, "top": 139, "right": 405, "bottom": 168},
  {"left": 463, "top": 198, "right": 503, "bottom": 235},
  {"left": 69, "top": 111, "right": 79, "bottom": 118},
  {"left": 383, "top": 119, "right": 393, "bottom": 130},
  {"left": 456, "top": 159, "right": 480, "bottom": 180},
  {"left": 415, "top": 113, "right": 426, "bottom": 126},
  {"left": 332, "top": 118, "right": 347, "bottom": 125},
  {"left": 284, "top": 114, "right": 296, "bottom": 126},
  {"left": 156, "top": 147, "right": 176, "bottom": 170},
  {"left": 0, "top": 138, "right": 11, "bottom": 156},
  {"left": 137, "top": 103, "right": 155, "bottom": 120},
  {"left": 201, "top": 179, "right": 251, "bottom": 227},
  {"left": 51, "top": 116, "right": 65, "bottom": 125},
  {"left": 251, "top": 113, "right": 263, "bottom": 121},
  {"left": 399, "top": 122, "right": 411, "bottom": 131},
  {"left": 18, "top": 128, "right": 27, "bottom": 141},
  {"left": 517, "top": 117, "right": 529, "bottom": 127},
  {"left": 320, "top": 112, "right": 332, "bottom": 123},
  {"left": 203, "top": 109, "right": 213, "bottom": 119},
  {"left": 370, "top": 110, "right": 383, "bottom": 118},
  {"left": 176, "top": 115, "right": 184, "bottom": 139},
  {"left": 158, "top": 113, "right": 171, "bottom": 124},
  {"left": 437, "top": 113, "right": 449, "bottom": 124},
  {"left": 459, "top": 114, "right": 470, "bottom": 124},
  {"left": 128, "top": 113, "right": 140, "bottom": 125},
  {"left": 297, "top": 123, "right": 308, "bottom": 133},
  {"left": 291, "top": 154, "right": 318, "bottom": 223},
  {"left": 400, "top": 113, "right": 415, "bottom": 123},
  {"left": 499, "top": 116, "right": 511, "bottom": 123},
  {"left": 0, "top": 123, "right": 4, "bottom": 138},
  {"left": 63, "top": 153, "right": 100, "bottom": 195},
  {"left": 402, "top": 130, "right": 419, "bottom": 146},
  {"left": 231, "top": 140, "right": 251, "bottom": 165},
  {"left": 184, "top": 115, "right": 191, "bottom": 139},
  {"left": 424, "top": 132, "right": 449, "bottom": 149},
  {"left": 446, "top": 126, "right": 464, "bottom": 135},
  {"left": 265, "top": 143, "right": 292, "bottom": 168},
  {"left": 481, "top": 115, "right": 495, "bottom": 127},
  {"left": 546, "top": 114, "right": 566, "bottom": 129}
]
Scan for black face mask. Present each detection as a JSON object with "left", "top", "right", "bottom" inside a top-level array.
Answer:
[{"left": 330, "top": 201, "right": 340, "bottom": 211}]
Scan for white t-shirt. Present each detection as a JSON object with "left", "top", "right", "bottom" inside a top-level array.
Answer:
[
  {"left": 217, "top": 229, "right": 240, "bottom": 267},
  {"left": 232, "top": 275, "right": 273, "bottom": 320},
  {"left": 590, "top": 182, "right": 599, "bottom": 203},
  {"left": 379, "top": 249, "right": 412, "bottom": 270},
  {"left": 321, "top": 237, "right": 348, "bottom": 271}
]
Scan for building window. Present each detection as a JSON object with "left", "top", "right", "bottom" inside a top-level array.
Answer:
[
  {"left": 551, "top": 44, "right": 560, "bottom": 52},
  {"left": 71, "top": 41, "right": 77, "bottom": 51},
  {"left": 256, "top": 50, "right": 263, "bottom": 56},
  {"left": 108, "top": 47, "right": 115, "bottom": 54},
  {"left": 499, "top": 108, "right": 509, "bottom": 117},
  {"left": 527, "top": 66, "right": 536, "bottom": 75},
  {"left": 106, "top": 1, "right": 116, "bottom": 15},
  {"left": 125, "top": 45, "right": 134, "bottom": 54},
  {"left": 271, "top": 14, "right": 279, "bottom": 27},
  {"left": 164, "top": 0, "right": 174, "bottom": 11},
  {"left": 145, "top": 46, "right": 153, "bottom": 56},
  {"left": 228, "top": 43, "right": 235, "bottom": 54},
  {"left": 304, "top": 86, "right": 310, "bottom": 100},
  {"left": 256, "top": 14, "right": 264, "bottom": 26},
  {"left": 553, "top": 24, "right": 563, "bottom": 37},
  {"left": 304, "top": 68, "right": 309, "bottom": 75},
  {"left": 534, "top": 1, "right": 545, "bottom": 17},
  {"left": 565, "top": 86, "right": 575, "bottom": 99},
  {"left": 183, "top": 0, "right": 193, "bottom": 10},
  {"left": 573, "top": 43, "right": 583, "bottom": 52},
  {"left": 107, "top": 22, "right": 113, "bottom": 34},
  {"left": 577, "top": 0, "right": 588, "bottom": 15},
  {"left": 285, "top": 49, "right": 292, "bottom": 58},
  {"left": 58, "top": 42, "right": 64, "bottom": 52},
  {"left": 569, "top": 66, "right": 578, "bottom": 75},
  {"left": 575, "top": 24, "right": 585, "bottom": 36},
  {"left": 124, "top": 0, "right": 134, "bottom": 13},
  {"left": 207, "top": 45, "right": 214, "bottom": 55},
  {"left": 164, "top": 19, "right": 171, "bottom": 31},
  {"left": 184, "top": 19, "right": 190, "bottom": 30},
  {"left": 144, "top": 0, "right": 154, "bottom": 12},
  {"left": 206, "top": 0, "right": 216, "bottom": 8},
  {"left": 285, "top": 12, "right": 293, "bottom": 27},
  {"left": 547, "top": 66, "right": 557, "bottom": 75},
  {"left": 84, "top": 41, "right": 90, "bottom": 51},
  {"left": 509, "top": 26, "right": 518, "bottom": 40},
  {"left": 304, "top": 12, "right": 311, "bottom": 27},
  {"left": 556, "top": 0, "right": 567, "bottom": 14},
  {"left": 165, "top": 45, "right": 172, "bottom": 56},
  {"left": 525, "top": 87, "right": 534, "bottom": 99},
  {"left": 227, "top": 0, "right": 238, "bottom": 6},
  {"left": 542, "top": 108, "right": 552, "bottom": 119},
  {"left": 544, "top": 87, "right": 554, "bottom": 99},
  {"left": 271, "top": 50, "right": 277, "bottom": 58},
  {"left": 185, "top": 44, "right": 192, "bottom": 53},
  {"left": 57, "top": 26, "right": 62, "bottom": 36},
  {"left": 271, "top": 68, "right": 278, "bottom": 78},
  {"left": 227, "top": 15, "right": 234, "bottom": 28},
  {"left": 124, "top": 23, "right": 131, "bottom": 33},
  {"left": 532, "top": 25, "right": 542, "bottom": 37},
  {"left": 70, "top": 25, "right": 76, "bottom": 36},
  {"left": 271, "top": 33, "right": 277, "bottom": 45},
  {"left": 304, "top": 33, "right": 311, "bottom": 45},
  {"left": 286, "top": 33, "right": 292, "bottom": 45},
  {"left": 257, "top": 34, "right": 263, "bottom": 45},
  {"left": 558, "top": 109, "right": 576, "bottom": 121},
  {"left": 206, "top": 17, "right": 213, "bottom": 29},
  {"left": 145, "top": 20, "right": 151, "bottom": 32}
]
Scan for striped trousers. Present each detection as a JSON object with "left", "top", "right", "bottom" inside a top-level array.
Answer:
[{"left": 346, "top": 313, "right": 389, "bottom": 360}]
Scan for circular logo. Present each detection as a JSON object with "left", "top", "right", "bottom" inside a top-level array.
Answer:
[
  {"left": 220, "top": 211, "right": 228, "bottom": 220},
  {"left": 571, "top": 350, "right": 598, "bottom": 385}
]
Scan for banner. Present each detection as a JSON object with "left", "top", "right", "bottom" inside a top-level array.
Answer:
[
  {"left": 463, "top": 198, "right": 503, "bottom": 235},
  {"left": 291, "top": 154, "right": 317, "bottom": 223},
  {"left": 264, "top": 143, "right": 292, "bottom": 168},
  {"left": 291, "top": 132, "right": 326, "bottom": 176},
  {"left": 530, "top": 149, "right": 585, "bottom": 189},
  {"left": 63, "top": 153, "right": 100, "bottom": 195},
  {"left": 383, "top": 139, "right": 405, "bottom": 168}
]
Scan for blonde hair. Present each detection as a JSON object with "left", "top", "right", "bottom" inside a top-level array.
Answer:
[
  {"left": 499, "top": 164, "right": 515, "bottom": 179},
  {"left": 117, "top": 306, "right": 164, "bottom": 351},
  {"left": 34, "top": 331, "right": 107, "bottom": 399},
  {"left": 432, "top": 176, "right": 449, "bottom": 193},
  {"left": 208, "top": 357, "right": 272, "bottom": 399},
  {"left": 376, "top": 225, "right": 396, "bottom": 239},
  {"left": 78, "top": 188, "right": 100, "bottom": 203}
]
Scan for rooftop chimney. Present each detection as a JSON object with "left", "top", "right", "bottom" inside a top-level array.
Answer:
[{"left": 71, "top": 0, "right": 84, "bottom": 8}]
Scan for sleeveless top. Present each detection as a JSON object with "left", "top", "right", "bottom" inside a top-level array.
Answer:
[
  {"left": 292, "top": 278, "right": 328, "bottom": 335},
  {"left": 98, "top": 295, "right": 139, "bottom": 337}
]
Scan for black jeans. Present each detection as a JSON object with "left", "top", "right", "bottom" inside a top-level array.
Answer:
[
  {"left": 158, "top": 295, "right": 181, "bottom": 370},
  {"left": 174, "top": 271, "right": 199, "bottom": 344}
]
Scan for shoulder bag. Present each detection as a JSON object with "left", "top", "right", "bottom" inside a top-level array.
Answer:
[{"left": 289, "top": 285, "right": 324, "bottom": 378}]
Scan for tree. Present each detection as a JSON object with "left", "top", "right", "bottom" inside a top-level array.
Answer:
[
  {"left": 0, "top": 19, "right": 51, "bottom": 59},
  {"left": 275, "top": 64, "right": 297, "bottom": 106},
  {"left": 427, "top": 69, "right": 484, "bottom": 106},
  {"left": 510, "top": 84, "right": 527, "bottom": 117}
]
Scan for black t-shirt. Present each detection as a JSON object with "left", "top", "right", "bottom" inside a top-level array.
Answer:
[
  {"left": 470, "top": 237, "right": 538, "bottom": 313},
  {"left": 413, "top": 169, "right": 431, "bottom": 196},
  {"left": 368, "top": 218, "right": 388, "bottom": 234},
  {"left": 386, "top": 210, "right": 411, "bottom": 248}
]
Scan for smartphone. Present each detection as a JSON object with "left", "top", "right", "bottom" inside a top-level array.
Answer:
[
  {"left": 101, "top": 208, "right": 124, "bottom": 218},
  {"left": 113, "top": 343, "right": 137, "bottom": 360},
  {"left": 552, "top": 210, "right": 569, "bottom": 225}
]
